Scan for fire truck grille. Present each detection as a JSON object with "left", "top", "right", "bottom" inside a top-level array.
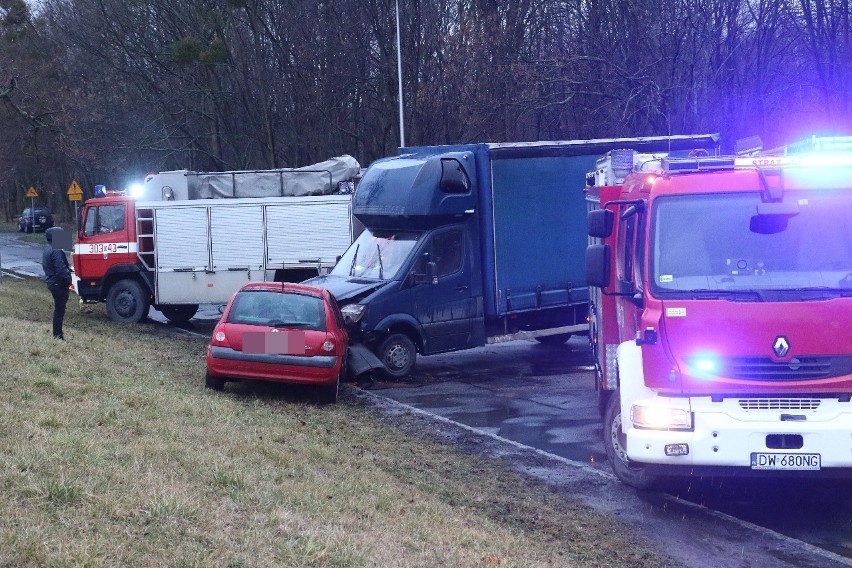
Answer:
[
  {"left": 738, "top": 398, "right": 821, "bottom": 410},
  {"left": 724, "top": 356, "right": 852, "bottom": 381}
]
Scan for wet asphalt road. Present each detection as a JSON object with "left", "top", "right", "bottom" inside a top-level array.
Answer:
[
  {"left": 379, "top": 338, "right": 852, "bottom": 560},
  {"left": 3, "top": 231, "right": 851, "bottom": 564}
]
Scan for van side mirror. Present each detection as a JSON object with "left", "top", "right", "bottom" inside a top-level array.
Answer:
[
  {"left": 585, "top": 244, "right": 611, "bottom": 288},
  {"left": 588, "top": 209, "right": 614, "bottom": 238},
  {"left": 412, "top": 272, "right": 430, "bottom": 285},
  {"left": 412, "top": 261, "right": 439, "bottom": 285},
  {"left": 428, "top": 261, "right": 438, "bottom": 284}
]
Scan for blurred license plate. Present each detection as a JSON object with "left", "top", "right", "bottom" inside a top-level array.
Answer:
[
  {"left": 750, "top": 452, "right": 820, "bottom": 471},
  {"left": 244, "top": 331, "right": 305, "bottom": 354}
]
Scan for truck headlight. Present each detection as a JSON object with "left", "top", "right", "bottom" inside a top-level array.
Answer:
[
  {"left": 341, "top": 303, "right": 366, "bottom": 324},
  {"left": 631, "top": 404, "right": 693, "bottom": 430}
]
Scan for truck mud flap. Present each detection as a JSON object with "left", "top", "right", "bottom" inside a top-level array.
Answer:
[{"left": 347, "top": 344, "right": 385, "bottom": 377}]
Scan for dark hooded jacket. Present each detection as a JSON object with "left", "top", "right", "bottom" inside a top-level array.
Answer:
[{"left": 42, "top": 228, "right": 72, "bottom": 291}]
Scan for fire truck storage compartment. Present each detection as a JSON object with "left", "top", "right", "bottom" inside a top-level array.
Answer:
[{"left": 146, "top": 195, "right": 352, "bottom": 305}]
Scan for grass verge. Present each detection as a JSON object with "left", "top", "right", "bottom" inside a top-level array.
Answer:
[{"left": 0, "top": 278, "right": 677, "bottom": 567}]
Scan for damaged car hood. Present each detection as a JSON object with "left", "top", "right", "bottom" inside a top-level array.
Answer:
[{"left": 305, "top": 274, "right": 388, "bottom": 303}]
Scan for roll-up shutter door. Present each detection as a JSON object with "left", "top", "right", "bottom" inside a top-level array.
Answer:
[
  {"left": 156, "top": 207, "right": 209, "bottom": 270},
  {"left": 267, "top": 202, "right": 351, "bottom": 264},
  {"left": 210, "top": 206, "right": 264, "bottom": 270}
]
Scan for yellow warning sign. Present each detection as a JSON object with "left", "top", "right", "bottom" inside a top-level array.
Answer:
[
  {"left": 25, "top": 186, "right": 38, "bottom": 198},
  {"left": 67, "top": 180, "right": 84, "bottom": 201}
]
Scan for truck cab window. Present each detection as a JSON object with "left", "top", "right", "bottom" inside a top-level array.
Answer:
[
  {"left": 440, "top": 159, "right": 471, "bottom": 194},
  {"left": 617, "top": 212, "right": 636, "bottom": 287},
  {"left": 433, "top": 229, "right": 464, "bottom": 276},
  {"left": 83, "top": 205, "right": 125, "bottom": 237},
  {"left": 412, "top": 228, "right": 464, "bottom": 280},
  {"left": 83, "top": 208, "right": 97, "bottom": 237},
  {"left": 615, "top": 204, "right": 645, "bottom": 292},
  {"left": 99, "top": 205, "right": 125, "bottom": 233}
]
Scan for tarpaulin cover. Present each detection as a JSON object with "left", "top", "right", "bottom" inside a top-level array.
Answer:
[{"left": 186, "top": 155, "right": 360, "bottom": 199}]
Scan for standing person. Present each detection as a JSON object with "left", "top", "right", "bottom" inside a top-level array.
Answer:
[{"left": 42, "top": 227, "right": 72, "bottom": 340}]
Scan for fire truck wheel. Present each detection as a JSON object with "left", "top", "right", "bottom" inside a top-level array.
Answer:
[
  {"left": 376, "top": 333, "right": 416, "bottom": 379},
  {"left": 603, "top": 391, "right": 659, "bottom": 490},
  {"left": 597, "top": 388, "right": 611, "bottom": 417},
  {"left": 158, "top": 304, "right": 199, "bottom": 323},
  {"left": 106, "top": 279, "right": 151, "bottom": 323}
]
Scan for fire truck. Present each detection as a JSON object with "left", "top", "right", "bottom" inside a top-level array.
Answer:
[
  {"left": 585, "top": 138, "right": 852, "bottom": 488},
  {"left": 73, "top": 165, "right": 357, "bottom": 323}
]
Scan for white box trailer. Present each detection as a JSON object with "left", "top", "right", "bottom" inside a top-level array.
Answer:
[{"left": 135, "top": 194, "right": 353, "bottom": 306}]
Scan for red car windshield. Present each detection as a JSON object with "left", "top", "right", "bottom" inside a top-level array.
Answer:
[{"left": 227, "top": 290, "right": 327, "bottom": 331}]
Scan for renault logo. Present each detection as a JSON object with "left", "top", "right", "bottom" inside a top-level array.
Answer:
[{"left": 773, "top": 336, "right": 790, "bottom": 358}]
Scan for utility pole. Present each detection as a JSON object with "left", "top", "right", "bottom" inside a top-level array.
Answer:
[{"left": 395, "top": 0, "right": 405, "bottom": 148}]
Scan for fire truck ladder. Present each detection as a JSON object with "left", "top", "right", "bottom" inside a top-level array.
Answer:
[{"left": 136, "top": 207, "right": 155, "bottom": 270}]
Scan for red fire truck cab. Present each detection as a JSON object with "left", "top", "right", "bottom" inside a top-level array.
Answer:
[{"left": 586, "top": 140, "right": 852, "bottom": 488}]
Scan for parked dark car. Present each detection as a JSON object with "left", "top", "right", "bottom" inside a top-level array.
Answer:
[
  {"left": 205, "top": 282, "right": 349, "bottom": 403},
  {"left": 18, "top": 207, "right": 54, "bottom": 233}
]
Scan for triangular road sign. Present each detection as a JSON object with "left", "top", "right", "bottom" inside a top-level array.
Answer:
[{"left": 67, "top": 180, "right": 84, "bottom": 201}]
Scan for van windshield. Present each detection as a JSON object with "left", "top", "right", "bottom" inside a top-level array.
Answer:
[
  {"left": 652, "top": 190, "right": 852, "bottom": 298},
  {"left": 331, "top": 229, "right": 420, "bottom": 280}
]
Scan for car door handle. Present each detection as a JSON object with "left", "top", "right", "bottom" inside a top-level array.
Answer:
[{"left": 454, "top": 285, "right": 468, "bottom": 291}]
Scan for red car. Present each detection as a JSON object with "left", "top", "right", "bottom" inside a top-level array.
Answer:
[{"left": 205, "top": 282, "right": 348, "bottom": 402}]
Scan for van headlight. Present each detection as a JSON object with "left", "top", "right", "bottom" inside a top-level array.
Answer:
[
  {"left": 631, "top": 404, "right": 693, "bottom": 430},
  {"left": 341, "top": 303, "right": 367, "bottom": 324}
]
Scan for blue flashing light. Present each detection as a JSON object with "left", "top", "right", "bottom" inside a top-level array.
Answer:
[
  {"left": 685, "top": 353, "right": 722, "bottom": 379},
  {"left": 693, "top": 357, "right": 718, "bottom": 373}
]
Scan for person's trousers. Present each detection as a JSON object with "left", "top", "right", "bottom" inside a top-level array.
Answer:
[{"left": 50, "top": 286, "right": 69, "bottom": 339}]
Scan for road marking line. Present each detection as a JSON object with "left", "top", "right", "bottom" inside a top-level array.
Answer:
[{"left": 353, "top": 387, "right": 614, "bottom": 480}]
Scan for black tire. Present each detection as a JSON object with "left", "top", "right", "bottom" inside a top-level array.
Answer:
[
  {"left": 105, "top": 279, "right": 150, "bottom": 323},
  {"left": 205, "top": 371, "right": 225, "bottom": 391},
  {"left": 597, "top": 387, "right": 611, "bottom": 418},
  {"left": 318, "top": 374, "right": 340, "bottom": 404},
  {"left": 535, "top": 333, "right": 572, "bottom": 346},
  {"left": 26, "top": 225, "right": 33, "bottom": 234},
  {"left": 158, "top": 304, "right": 199, "bottom": 323},
  {"left": 376, "top": 333, "right": 416, "bottom": 379},
  {"left": 603, "top": 391, "right": 659, "bottom": 490}
]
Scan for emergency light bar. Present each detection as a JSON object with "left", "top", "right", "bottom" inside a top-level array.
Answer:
[
  {"left": 661, "top": 156, "right": 735, "bottom": 173},
  {"left": 781, "top": 135, "right": 852, "bottom": 154},
  {"left": 663, "top": 153, "right": 852, "bottom": 174}
]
